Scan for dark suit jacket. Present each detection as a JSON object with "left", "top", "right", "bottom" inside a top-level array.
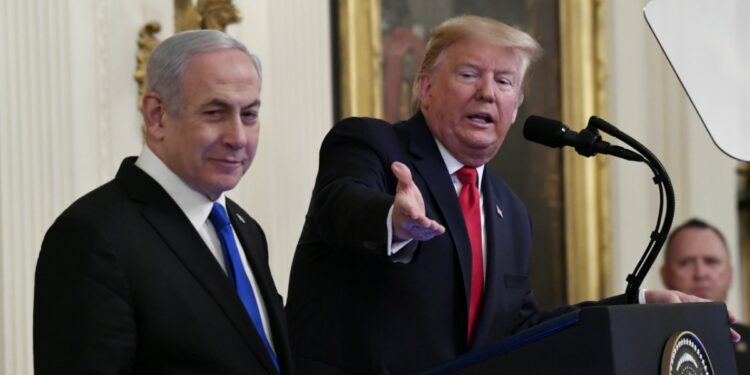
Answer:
[
  {"left": 34, "top": 157, "right": 292, "bottom": 374},
  {"left": 733, "top": 322, "right": 750, "bottom": 374},
  {"left": 286, "top": 113, "right": 618, "bottom": 374}
]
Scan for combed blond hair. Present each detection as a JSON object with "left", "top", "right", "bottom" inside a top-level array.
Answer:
[{"left": 411, "top": 15, "right": 542, "bottom": 112}]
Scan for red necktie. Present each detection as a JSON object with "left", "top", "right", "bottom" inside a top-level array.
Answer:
[{"left": 456, "top": 166, "right": 483, "bottom": 343}]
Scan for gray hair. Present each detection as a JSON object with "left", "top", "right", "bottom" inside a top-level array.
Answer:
[{"left": 145, "top": 29, "right": 262, "bottom": 116}]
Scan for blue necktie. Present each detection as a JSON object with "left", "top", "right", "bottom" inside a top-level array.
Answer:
[{"left": 209, "top": 203, "right": 280, "bottom": 373}]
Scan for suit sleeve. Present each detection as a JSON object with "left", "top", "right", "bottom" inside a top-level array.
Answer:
[
  {"left": 305, "top": 118, "right": 402, "bottom": 258},
  {"left": 34, "top": 213, "right": 136, "bottom": 374}
]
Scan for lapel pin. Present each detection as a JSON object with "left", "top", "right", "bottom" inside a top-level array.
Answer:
[
  {"left": 235, "top": 213, "right": 246, "bottom": 224},
  {"left": 496, "top": 205, "right": 504, "bottom": 219}
]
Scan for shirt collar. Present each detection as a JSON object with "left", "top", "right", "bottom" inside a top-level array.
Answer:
[
  {"left": 134, "top": 145, "right": 226, "bottom": 229},
  {"left": 433, "top": 138, "right": 485, "bottom": 187}
]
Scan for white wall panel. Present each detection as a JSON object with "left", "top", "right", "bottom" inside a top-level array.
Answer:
[
  {"left": 607, "top": 0, "right": 742, "bottom": 318},
  {"left": 233, "top": 0, "right": 333, "bottom": 298},
  {"left": 1, "top": 1, "right": 76, "bottom": 373}
]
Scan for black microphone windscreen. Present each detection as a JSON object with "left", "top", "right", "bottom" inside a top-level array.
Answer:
[{"left": 523, "top": 115, "right": 569, "bottom": 148}]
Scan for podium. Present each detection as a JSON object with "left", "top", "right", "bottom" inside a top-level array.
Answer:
[{"left": 427, "top": 303, "right": 737, "bottom": 374}]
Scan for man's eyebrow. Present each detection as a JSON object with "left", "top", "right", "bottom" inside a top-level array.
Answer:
[
  {"left": 457, "top": 63, "right": 481, "bottom": 70},
  {"left": 242, "top": 99, "right": 261, "bottom": 110},
  {"left": 199, "top": 99, "right": 261, "bottom": 110},
  {"left": 457, "top": 63, "right": 518, "bottom": 76},
  {"left": 201, "top": 99, "right": 232, "bottom": 109}
]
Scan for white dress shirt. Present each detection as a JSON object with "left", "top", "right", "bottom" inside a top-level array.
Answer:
[
  {"left": 135, "top": 146, "right": 276, "bottom": 353},
  {"left": 385, "top": 139, "right": 646, "bottom": 303}
]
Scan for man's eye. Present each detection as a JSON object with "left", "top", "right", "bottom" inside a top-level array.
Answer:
[
  {"left": 495, "top": 76, "right": 515, "bottom": 87},
  {"left": 241, "top": 111, "right": 258, "bottom": 124}
]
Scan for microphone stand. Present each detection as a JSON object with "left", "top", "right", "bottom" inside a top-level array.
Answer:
[{"left": 586, "top": 116, "right": 675, "bottom": 304}]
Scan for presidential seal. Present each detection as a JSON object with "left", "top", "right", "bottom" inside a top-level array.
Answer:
[{"left": 661, "top": 331, "right": 713, "bottom": 375}]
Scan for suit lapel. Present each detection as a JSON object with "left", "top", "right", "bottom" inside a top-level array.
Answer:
[
  {"left": 469, "top": 171, "right": 511, "bottom": 349},
  {"left": 117, "top": 160, "right": 277, "bottom": 373},
  {"left": 405, "top": 114, "right": 473, "bottom": 312},
  {"left": 227, "top": 200, "right": 291, "bottom": 372}
]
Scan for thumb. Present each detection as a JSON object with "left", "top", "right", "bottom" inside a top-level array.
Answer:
[{"left": 391, "top": 162, "right": 413, "bottom": 190}]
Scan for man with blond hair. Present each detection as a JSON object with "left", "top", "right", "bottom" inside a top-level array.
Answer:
[{"left": 286, "top": 15, "right": 718, "bottom": 373}]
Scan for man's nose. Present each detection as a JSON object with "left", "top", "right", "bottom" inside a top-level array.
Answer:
[
  {"left": 475, "top": 76, "right": 496, "bottom": 103},
  {"left": 694, "top": 261, "right": 709, "bottom": 278},
  {"left": 223, "top": 115, "right": 248, "bottom": 149}
]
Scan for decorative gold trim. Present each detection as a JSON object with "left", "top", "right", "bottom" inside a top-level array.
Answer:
[
  {"left": 134, "top": 22, "right": 161, "bottom": 106},
  {"left": 337, "top": 0, "right": 382, "bottom": 118},
  {"left": 175, "top": 0, "right": 242, "bottom": 33},
  {"left": 560, "top": 0, "right": 611, "bottom": 303},
  {"left": 175, "top": 0, "right": 202, "bottom": 32},
  {"left": 135, "top": 0, "right": 242, "bottom": 106}
]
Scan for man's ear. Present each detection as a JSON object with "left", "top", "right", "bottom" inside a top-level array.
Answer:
[
  {"left": 660, "top": 264, "right": 672, "bottom": 289},
  {"left": 727, "top": 264, "right": 734, "bottom": 289},
  {"left": 510, "top": 92, "right": 524, "bottom": 124},
  {"left": 141, "top": 93, "right": 166, "bottom": 140},
  {"left": 417, "top": 73, "right": 432, "bottom": 109}
]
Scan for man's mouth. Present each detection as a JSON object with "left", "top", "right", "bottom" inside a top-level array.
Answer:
[
  {"left": 467, "top": 113, "right": 493, "bottom": 124},
  {"left": 213, "top": 158, "right": 245, "bottom": 166}
]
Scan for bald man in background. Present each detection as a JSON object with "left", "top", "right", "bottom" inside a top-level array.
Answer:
[{"left": 661, "top": 218, "right": 749, "bottom": 372}]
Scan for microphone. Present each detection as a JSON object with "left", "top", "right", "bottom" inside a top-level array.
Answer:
[{"left": 523, "top": 115, "right": 644, "bottom": 162}]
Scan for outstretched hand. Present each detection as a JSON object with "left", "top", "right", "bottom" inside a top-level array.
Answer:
[
  {"left": 645, "top": 289, "right": 740, "bottom": 343},
  {"left": 391, "top": 162, "right": 445, "bottom": 242}
]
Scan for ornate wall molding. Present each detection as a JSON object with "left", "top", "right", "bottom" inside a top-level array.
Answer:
[{"left": 135, "top": 0, "right": 242, "bottom": 102}]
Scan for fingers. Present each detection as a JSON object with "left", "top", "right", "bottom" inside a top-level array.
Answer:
[
  {"left": 410, "top": 216, "right": 445, "bottom": 240},
  {"left": 393, "top": 209, "right": 445, "bottom": 242},
  {"left": 727, "top": 308, "right": 738, "bottom": 325},
  {"left": 646, "top": 290, "right": 740, "bottom": 344},
  {"left": 731, "top": 328, "right": 741, "bottom": 343},
  {"left": 644, "top": 289, "right": 708, "bottom": 304},
  {"left": 397, "top": 218, "right": 445, "bottom": 241},
  {"left": 675, "top": 290, "right": 707, "bottom": 303},
  {"left": 643, "top": 290, "right": 675, "bottom": 304}
]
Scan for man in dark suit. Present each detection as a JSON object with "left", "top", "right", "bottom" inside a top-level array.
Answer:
[
  {"left": 34, "top": 30, "right": 290, "bottom": 374},
  {"left": 285, "top": 15, "right": 728, "bottom": 373},
  {"left": 661, "top": 218, "right": 750, "bottom": 373}
]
